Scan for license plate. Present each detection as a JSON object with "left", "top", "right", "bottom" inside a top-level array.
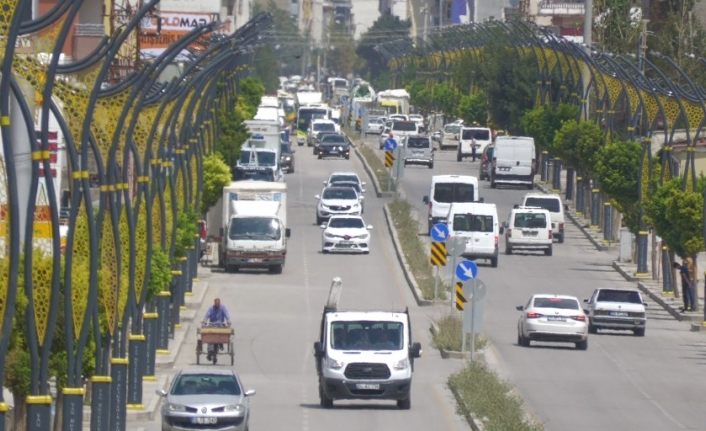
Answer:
[
  {"left": 610, "top": 311, "right": 628, "bottom": 317},
  {"left": 248, "top": 258, "right": 263, "bottom": 263},
  {"left": 546, "top": 316, "right": 565, "bottom": 321},
  {"left": 192, "top": 417, "right": 217, "bottom": 425},
  {"left": 522, "top": 230, "right": 538, "bottom": 236},
  {"left": 356, "top": 383, "right": 380, "bottom": 390}
]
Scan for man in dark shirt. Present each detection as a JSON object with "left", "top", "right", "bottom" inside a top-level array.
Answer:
[{"left": 203, "top": 298, "right": 231, "bottom": 363}]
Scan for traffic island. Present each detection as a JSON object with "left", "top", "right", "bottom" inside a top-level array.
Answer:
[
  {"left": 352, "top": 140, "right": 394, "bottom": 197},
  {"left": 429, "top": 315, "right": 486, "bottom": 360}
]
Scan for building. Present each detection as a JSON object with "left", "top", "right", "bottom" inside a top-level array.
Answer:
[{"left": 519, "top": 0, "right": 585, "bottom": 42}]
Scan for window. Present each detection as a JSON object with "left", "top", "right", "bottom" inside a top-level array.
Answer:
[
  {"left": 513, "top": 213, "right": 546, "bottom": 228},
  {"left": 597, "top": 290, "right": 642, "bottom": 304},
  {"left": 328, "top": 218, "right": 364, "bottom": 229},
  {"left": 462, "top": 129, "right": 490, "bottom": 140},
  {"left": 533, "top": 297, "right": 579, "bottom": 310},
  {"left": 321, "top": 135, "right": 346, "bottom": 144},
  {"left": 172, "top": 374, "right": 241, "bottom": 396},
  {"left": 444, "top": 125, "right": 460, "bottom": 134},
  {"left": 407, "top": 137, "right": 430, "bottom": 148},
  {"left": 392, "top": 121, "right": 417, "bottom": 131},
  {"left": 314, "top": 122, "right": 335, "bottom": 132},
  {"left": 525, "top": 197, "right": 560, "bottom": 213},
  {"left": 453, "top": 214, "right": 493, "bottom": 232},
  {"left": 330, "top": 175, "right": 358, "bottom": 184},
  {"left": 229, "top": 217, "right": 281, "bottom": 240},
  {"left": 330, "top": 321, "right": 403, "bottom": 351},
  {"left": 323, "top": 188, "right": 356, "bottom": 200},
  {"left": 433, "top": 183, "right": 475, "bottom": 203}
]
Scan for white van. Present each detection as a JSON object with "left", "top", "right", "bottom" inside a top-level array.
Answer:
[
  {"left": 491, "top": 136, "right": 536, "bottom": 189},
  {"left": 504, "top": 206, "right": 553, "bottom": 256},
  {"left": 457, "top": 126, "right": 492, "bottom": 162},
  {"left": 391, "top": 120, "right": 419, "bottom": 139},
  {"left": 522, "top": 193, "right": 566, "bottom": 243},
  {"left": 446, "top": 202, "right": 500, "bottom": 267},
  {"left": 422, "top": 175, "right": 481, "bottom": 234}
]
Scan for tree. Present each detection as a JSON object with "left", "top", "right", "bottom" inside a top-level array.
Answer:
[
  {"left": 520, "top": 103, "right": 579, "bottom": 152},
  {"left": 429, "top": 81, "right": 457, "bottom": 117},
  {"left": 215, "top": 77, "right": 264, "bottom": 167},
  {"left": 327, "top": 22, "right": 359, "bottom": 77},
  {"left": 645, "top": 178, "right": 705, "bottom": 259},
  {"left": 456, "top": 93, "right": 488, "bottom": 125},
  {"left": 201, "top": 153, "right": 232, "bottom": 215},
  {"left": 253, "top": 1, "right": 306, "bottom": 77},
  {"left": 357, "top": 14, "right": 411, "bottom": 83},
  {"left": 594, "top": 0, "right": 641, "bottom": 54},
  {"left": 593, "top": 139, "right": 642, "bottom": 233},
  {"left": 552, "top": 120, "right": 605, "bottom": 175},
  {"left": 253, "top": 45, "right": 280, "bottom": 93}
]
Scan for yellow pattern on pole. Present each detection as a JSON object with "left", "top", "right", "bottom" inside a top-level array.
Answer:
[
  {"left": 430, "top": 242, "right": 447, "bottom": 266},
  {"left": 455, "top": 282, "right": 467, "bottom": 311},
  {"left": 384, "top": 150, "right": 394, "bottom": 168}
]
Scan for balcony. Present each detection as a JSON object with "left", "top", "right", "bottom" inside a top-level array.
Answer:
[{"left": 538, "top": 1, "right": 584, "bottom": 16}]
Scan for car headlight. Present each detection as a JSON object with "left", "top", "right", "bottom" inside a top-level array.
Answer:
[
  {"left": 354, "top": 233, "right": 369, "bottom": 239},
  {"left": 393, "top": 358, "right": 410, "bottom": 370},
  {"left": 327, "top": 358, "right": 345, "bottom": 370},
  {"left": 324, "top": 232, "right": 336, "bottom": 239},
  {"left": 167, "top": 403, "right": 187, "bottom": 412},
  {"left": 224, "top": 404, "right": 246, "bottom": 415},
  {"left": 352, "top": 203, "right": 360, "bottom": 209}
]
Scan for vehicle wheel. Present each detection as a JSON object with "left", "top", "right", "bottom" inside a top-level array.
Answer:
[
  {"left": 527, "top": 182, "right": 534, "bottom": 190},
  {"left": 290, "top": 166, "right": 295, "bottom": 173},
  {"left": 428, "top": 162, "right": 434, "bottom": 169},
  {"left": 316, "top": 215, "right": 322, "bottom": 225},
  {"left": 319, "top": 385, "right": 333, "bottom": 408},
  {"left": 456, "top": 151, "right": 462, "bottom": 162},
  {"left": 545, "top": 246, "right": 553, "bottom": 256},
  {"left": 490, "top": 180, "right": 496, "bottom": 189},
  {"left": 558, "top": 233, "right": 564, "bottom": 243},
  {"left": 230, "top": 347, "right": 235, "bottom": 365},
  {"left": 576, "top": 339, "right": 588, "bottom": 350},
  {"left": 518, "top": 332, "right": 530, "bottom": 347},
  {"left": 403, "top": 161, "right": 407, "bottom": 167},
  {"left": 490, "top": 256, "right": 498, "bottom": 268},
  {"left": 634, "top": 327, "right": 645, "bottom": 337},
  {"left": 397, "top": 396, "right": 411, "bottom": 410},
  {"left": 269, "top": 264, "right": 283, "bottom": 274},
  {"left": 345, "top": 154, "right": 350, "bottom": 160},
  {"left": 505, "top": 242, "right": 512, "bottom": 255},
  {"left": 322, "top": 248, "right": 328, "bottom": 254},
  {"left": 196, "top": 351, "right": 200, "bottom": 365},
  {"left": 588, "top": 322, "right": 597, "bottom": 334},
  {"left": 318, "top": 153, "right": 323, "bottom": 160}
]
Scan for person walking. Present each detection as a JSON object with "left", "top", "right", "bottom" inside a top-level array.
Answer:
[
  {"left": 203, "top": 298, "right": 231, "bottom": 363},
  {"left": 674, "top": 260, "right": 696, "bottom": 312}
]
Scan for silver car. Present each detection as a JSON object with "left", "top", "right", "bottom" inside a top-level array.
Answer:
[{"left": 158, "top": 368, "right": 255, "bottom": 431}]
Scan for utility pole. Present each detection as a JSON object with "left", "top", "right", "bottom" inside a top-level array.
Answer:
[{"left": 439, "top": 0, "right": 443, "bottom": 29}]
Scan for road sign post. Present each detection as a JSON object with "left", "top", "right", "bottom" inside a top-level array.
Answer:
[
  {"left": 463, "top": 278, "right": 486, "bottom": 361},
  {"left": 429, "top": 224, "right": 449, "bottom": 299},
  {"left": 447, "top": 237, "right": 465, "bottom": 310},
  {"left": 455, "top": 260, "right": 479, "bottom": 356}
]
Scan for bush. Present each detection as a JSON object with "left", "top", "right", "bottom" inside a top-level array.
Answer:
[
  {"left": 449, "top": 361, "right": 543, "bottom": 431},
  {"left": 357, "top": 143, "right": 392, "bottom": 192},
  {"left": 432, "top": 314, "right": 486, "bottom": 352}
]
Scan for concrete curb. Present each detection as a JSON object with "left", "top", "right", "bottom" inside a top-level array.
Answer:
[
  {"left": 383, "top": 204, "right": 433, "bottom": 306},
  {"left": 351, "top": 140, "right": 395, "bottom": 198},
  {"left": 428, "top": 321, "right": 470, "bottom": 359},
  {"left": 633, "top": 280, "right": 686, "bottom": 322},
  {"left": 156, "top": 321, "right": 191, "bottom": 369},
  {"left": 123, "top": 374, "right": 169, "bottom": 423},
  {"left": 448, "top": 383, "right": 487, "bottom": 431}
]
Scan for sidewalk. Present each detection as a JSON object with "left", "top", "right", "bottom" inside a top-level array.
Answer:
[{"left": 535, "top": 179, "right": 706, "bottom": 331}]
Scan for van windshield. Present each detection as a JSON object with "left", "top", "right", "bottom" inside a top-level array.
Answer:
[
  {"left": 229, "top": 217, "right": 281, "bottom": 240},
  {"left": 524, "top": 197, "right": 560, "bottom": 213},
  {"left": 513, "top": 213, "right": 547, "bottom": 228},
  {"left": 453, "top": 214, "right": 493, "bottom": 232},
  {"left": 392, "top": 121, "right": 416, "bottom": 131},
  {"left": 433, "top": 183, "right": 475, "bottom": 203},
  {"left": 407, "top": 137, "right": 430, "bottom": 148},
  {"left": 462, "top": 129, "right": 490, "bottom": 140},
  {"left": 330, "top": 321, "right": 403, "bottom": 351}
]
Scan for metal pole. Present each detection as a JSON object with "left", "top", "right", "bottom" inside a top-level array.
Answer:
[
  {"left": 552, "top": 157, "right": 562, "bottom": 192},
  {"left": 434, "top": 266, "right": 440, "bottom": 300},
  {"left": 470, "top": 278, "right": 476, "bottom": 362},
  {"left": 449, "top": 252, "right": 457, "bottom": 311},
  {"left": 603, "top": 203, "right": 613, "bottom": 242}
]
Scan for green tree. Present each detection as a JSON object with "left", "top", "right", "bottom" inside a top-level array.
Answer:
[
  {"left": 429, "top": 81, "right": 458, "bottom": 117},
  {"left": 594, "top": 0, "right": 641, "bottom": 54},
  {"left": 593, "top": 139, "right": 642, "bottom": 233},
  {"left": 253, "top": 45, "right": 280, "bottom": 93},
  {"left": 215, "top": 77, "right": 264, "bottom": 167},
  {"left": 357, "top": 14, "right": 411, "bottom": 83},
  {"left": 520, "top": 103, "right": 579, "bottom": 152},
  {"left": 552, "top": 120, "right": 605, "bottom": 175},
  {"left": 645, "top": 178, "right": 705, "bottom": 258},
  {"left": 327, "top": 22, "right": 359, "bottom": 77},
  {"left": 253, "top": 1, "right": 306, "bottom": 77},
  {"left": 202, "top": 152, "right": 232, "bottom": 214},
  {"left": 148, "top": 248, "right": 172, "bottom": 300},
  {"left": 456, "top": 93, "right": 488, "bottom": 125},
  {"left": 174, "top": 209, "right": 199, "bottom": 259}
]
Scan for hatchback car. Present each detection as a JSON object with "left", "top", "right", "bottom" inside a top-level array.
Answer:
[
  {"left": 158, "top": 368, "right": 256, "bottom": 431},
  {"left": 320, "top": 215, "right": 372, "bottom": 253},
  {"left": 516, "top": 294, "right": 589, "bottom": 350},
  {"left": 584, "top": 288, "right": 647, "bottom": 336},
  {"left": 315, "top": 186, "right": 362, "bottom": 224},
  {"left": 522, "top": 193, "right": 566, "bottom": 243},
  {"left": 504, "top": 206, "right": 553, "bottom": 256}
]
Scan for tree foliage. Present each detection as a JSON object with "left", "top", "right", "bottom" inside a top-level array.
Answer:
[
  {"left": 201, "top": 152, "right": 232, "bottom": 215},
  {"left": 174, "top": 209, "right": 198, "bottom": 259},
  {"left": 456, "top": 93, "right": 488, "bottom": 125},
  {"left": 594, "top": 0, "right": 642, "bottom": 54},
  {"left": 357, "top": 14, "right": 411, "bottom": 83},
  {"left": 327, "top": 22, "right": 359, "bottom": 77},
  {"left": 148, "top": 248, "right": 172, "bottom": 300},
  {"left": 253, "top": 0, "right": 305, "bottom": 77},
  {"left": 215, "top": 77, "right": 264, "bottom": 167},
  {"left": 552, "top": 120, "right": 605, "bottom": 175},
  {"left": 645, "top": 178, "right": 705, "bottom": 258},
  {"left": 520, "top": 103, "right": 579, "bottom": 152}
]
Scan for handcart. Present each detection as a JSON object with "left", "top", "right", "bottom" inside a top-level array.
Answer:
[{"left": 196, "top": 323, "right": 234, "bottom": 365}]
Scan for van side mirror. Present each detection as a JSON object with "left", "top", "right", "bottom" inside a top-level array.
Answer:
[
  {"left": 410, "top": 342, "right": 422, "bottom": 358},
  {"left": 515, "top": 305, "right": 524, "bottom": 311},
  {"left": 285, "top": 228, "right": 291, "bottom": 238},
  {"left": 313, "top": 341, "right": 324, "bottom": 358},
  {"left": 422, "top": 195, "right": 429, "bottom": 204},
  {"left": 513, "top": 204, "right": 519, "bottom": 209}
]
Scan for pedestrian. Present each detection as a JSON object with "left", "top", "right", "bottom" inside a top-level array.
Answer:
[
  {"left": 203, "top": 298, "right": 231, "bottom": 363},
  {"left": 384, "top": 132, "right": 396, "bottom": 150},
  {"left": 471, "top": 138, "right": 478, "bottom": 162},
  {"left": 674, "top": 260, "right": 696, "bottom": 312}
]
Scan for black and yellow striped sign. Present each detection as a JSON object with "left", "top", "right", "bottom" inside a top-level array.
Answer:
[
  {"left": 455, "top": 282, "right": 467, "bottom": 311},
  {"left": 384, "top": 150, "right": 394, "bottom": 168},
  {"left": 430, "top": 242, "right": 447, "bottom": 266}
]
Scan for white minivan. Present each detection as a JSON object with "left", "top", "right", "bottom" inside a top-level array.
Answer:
[
  {"left": 504, "top": 206, "right": 553, "bottom": 256},
  {"left": 457, "top": 126, "right": 492, "bottom": 162},
  {"left": 522, "top": 193, "right": 566, "bottom": 243},
  {"left": 446, "top": 202, "right": 500, "bottom": 267},
  {"left": 422, "top": 175, "right": 481, "bottom": 234},
  {"left": 491, "top": 136, "right": 536, "bottom": 189}
]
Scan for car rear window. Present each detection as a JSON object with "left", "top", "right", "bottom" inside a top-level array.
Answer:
[
  {"left": 525, "top": 197, "right": 561, "bottom": 213},
  {"left": 533, "top": 297, "right": 579, "bottom": 309},
  {"left": 392, "top": 121, "right": 417, "bottom": 132},
  {"left": 321, "top": 135, "right": 346, "bottom": 144},
  {"left": 433, "top": 183, "right": 475, "bottom": 203},
  {"left": 444, "top": 125, "right": 460, "bottom": 134},
  {"left": 453, "top": 214, "right": 493, "bottom": 232},
  {"left": 407, "top": 137, "right": 430, "bottom": 148},
  {"left": 513, "top": 212, "right": 547, "bottom": 228},
  {"left": 596, "top": 290, "right": 642, "bottom": 303},
  {"left": 314, "top": 123, "right": 335, "bottom": 132},
  {"left": 462, "top": 129, "right": 490, "bottom": 140}
]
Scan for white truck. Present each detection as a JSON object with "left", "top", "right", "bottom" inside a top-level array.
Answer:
[
  {"left": 218, "top": 181, "right": 289, "bottom": 274},
  {"left": 313, "top": 279, "right": 422, "bottom": 409}
]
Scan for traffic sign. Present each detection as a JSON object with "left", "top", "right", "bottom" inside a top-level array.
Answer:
[
  {"left": 455, "top": 260, "right": 478, "bottom": 281},
  {"left": 430, "top": 223, "right": 449, "bottom": 242},
  {"left": 447, "top": 236, "right": 465, "bottom": 256},
  {"left": 384, "top": 137, "right": 398, "bottom": 151},
  {"left": 430, "top": 242, "right": 447, "bottom": 266},
  {"left": 455, "top": 281, "right": 467, "bottom": 311},
  {"left": 384, "top": 150, "right": 395, "bottom": 168}
]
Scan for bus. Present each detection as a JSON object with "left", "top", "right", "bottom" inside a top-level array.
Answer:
[{"left": 295, "top": 105, "right": 330, "bottom": 143}]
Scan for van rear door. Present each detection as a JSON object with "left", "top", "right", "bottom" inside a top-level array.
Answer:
[
  {"left": 452, "top": 212, "right": 495, "bottom": 256},
  {"left": 432, "top": 182, "right": 476, "bottom": 221}
]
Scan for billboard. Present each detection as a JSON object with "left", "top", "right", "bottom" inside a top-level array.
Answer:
[
  {"left": 140, "top": 11, "right": 220, "bottom": 50},
  {"left": 158, "top": 0, "right": 222, "bottom": 13}
]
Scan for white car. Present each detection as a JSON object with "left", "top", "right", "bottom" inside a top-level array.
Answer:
[
  {"left": 439, "top": 123, "right": 461, "bottom": 150},
  {"left": 315, "top": 186, "right": 362, "bottom": 225},
  {"left": 409, "top": 114, "right": 425, "bottom": 132},
  {"left": 504, "top": 206, "right": 553, "bottom": 256},
  {"left": 365, "top": 117, "right": 385, "bottom": 135},
  {"left": 320, "top": 215, "right": 372, "bottom": 253},
  {"left": 522, "top": 193, "right": 566, "bottom": 243},
  {"left": 323, "top": 171, "right": 366, "bottom": 191},
  {"left": 516, "top": 294, "right": 589, "bottom": 350},
  {"left": 584, "top": 288, "right": 647, "bottom": 336}
]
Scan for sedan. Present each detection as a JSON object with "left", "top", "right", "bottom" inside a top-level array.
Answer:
[
  {"left": 317, "top": 135, "right": 350, "bottom": 159},
  {"left": 320, "top": 215, "right": 372, "bottom": 253},
  {"left": 315, "top": 186, "right": 362, "bottom": 225},
  {"left": 516, "top": 294, "right": 589, "bottom": 350},
  {"left": 584, "top": 288, "right": 647, "bottom": 336},
  {"left": 365, "top": 117, "right": 385, "bottom": 135},
  {"left": 158, "top": 368, "right": 256, "bottom": 431}
]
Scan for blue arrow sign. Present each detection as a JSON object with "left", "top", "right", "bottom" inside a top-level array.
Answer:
[
  {"left": 456, "top": 260, "right": 478, "bottom": 282},
  {"left": 384, "top": 137, "right": 398, "bottom": 151},
  {"left": 430, "top": 223, "right": 449, "bottom": 242}
]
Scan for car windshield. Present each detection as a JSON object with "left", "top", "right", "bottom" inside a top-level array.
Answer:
[
  {"left": 328, "top": 218, "right": 365, "bottom": 229},
  {"left": 323, "top": 188, "right": 356, "bottom": 200},
  {"left": 321, "top": 135, "right": 346, "bottom": 144},
  {"left": 392, "top": 121, "right": 416, "bottom": 131},
  {"left": 444, "top": 125, "right": 460, "bottom": 134},
  {"left": 453, "top": 214, "right": 493, "bottom": 232},
  {"left": 335, "top": 182, "right": 361, "bottom": 193},
  {"left": 234, "top": 168, "right": 274, "bottom": 182},
  {"left": 330, "top": 321, "right": 403, "bottom": 351},
  {"left": 171, "top": 374, "right": 241, "bottom": 396},
  {"left": 513, "top": 213, "right": 547, "bottom": 228},
  {"left": 239, "top": 151, "right": 276, "bottom": 166},
  {"left": 462, "top": 129, "right": 490, "bottom": 140},
  {"left": 314, "top": 123, "right": 335, "bottom": 132},
  {"left": 533, "top": 297, "right": 579, "bottom": 310},
  {"left": 407, "top": 137, "right": 430, "bottom": 148},
  {"left": 229, "top": 217, "right": 281, "bottom": 240},
  {"left": 330, "top": 174, "right": 358, "bottom": 184},
  {"left": 525, "top": 197, "right": 561, "bottom": 213},
  {"left": 596, "top": 290, "right": 642, "bottom": 303},
  {"left": 433, "top": 183, "right": 475, "bottom": 203}
]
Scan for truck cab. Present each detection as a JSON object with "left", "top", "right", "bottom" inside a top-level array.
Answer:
[{"left": 313, "top": 280, "right": 422, "bottom": 409}]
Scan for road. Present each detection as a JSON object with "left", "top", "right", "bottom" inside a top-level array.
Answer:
[{"left": 360, "top": 133, "right": 706, "bottom": 431}]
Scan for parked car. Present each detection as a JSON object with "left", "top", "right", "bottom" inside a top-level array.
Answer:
[
  {"left": 479, "top": 144, "right": 494, "bottom": 181},
  {"left": 315, "top": 186, "right": 362, "bottom": 224},
  {"left": 522, "top": 193, "right": 566, "bottom": 243},
  {"left": 504, "top": 206, "right": 553, "bottom": 256},
  {"left": 516, "top": 294, "right": 589, "bottom": 350},
  {"left": 403, "top": 135, "right": 434, "bottom": 169},
  {"left": 320, "top": 215, "right": 372, "bottom": 254},
  {"left": 157, "top": 368, "right": 256, "bottom": 431},
  {"left": 365, "top": 117, "right": 385, "bottom": 135},
  {"left": 584, "top": 288, "right": 647, "bottom": 336},
  {"left": 317, "top": 134, "right": 350, "bottom": 159}
]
